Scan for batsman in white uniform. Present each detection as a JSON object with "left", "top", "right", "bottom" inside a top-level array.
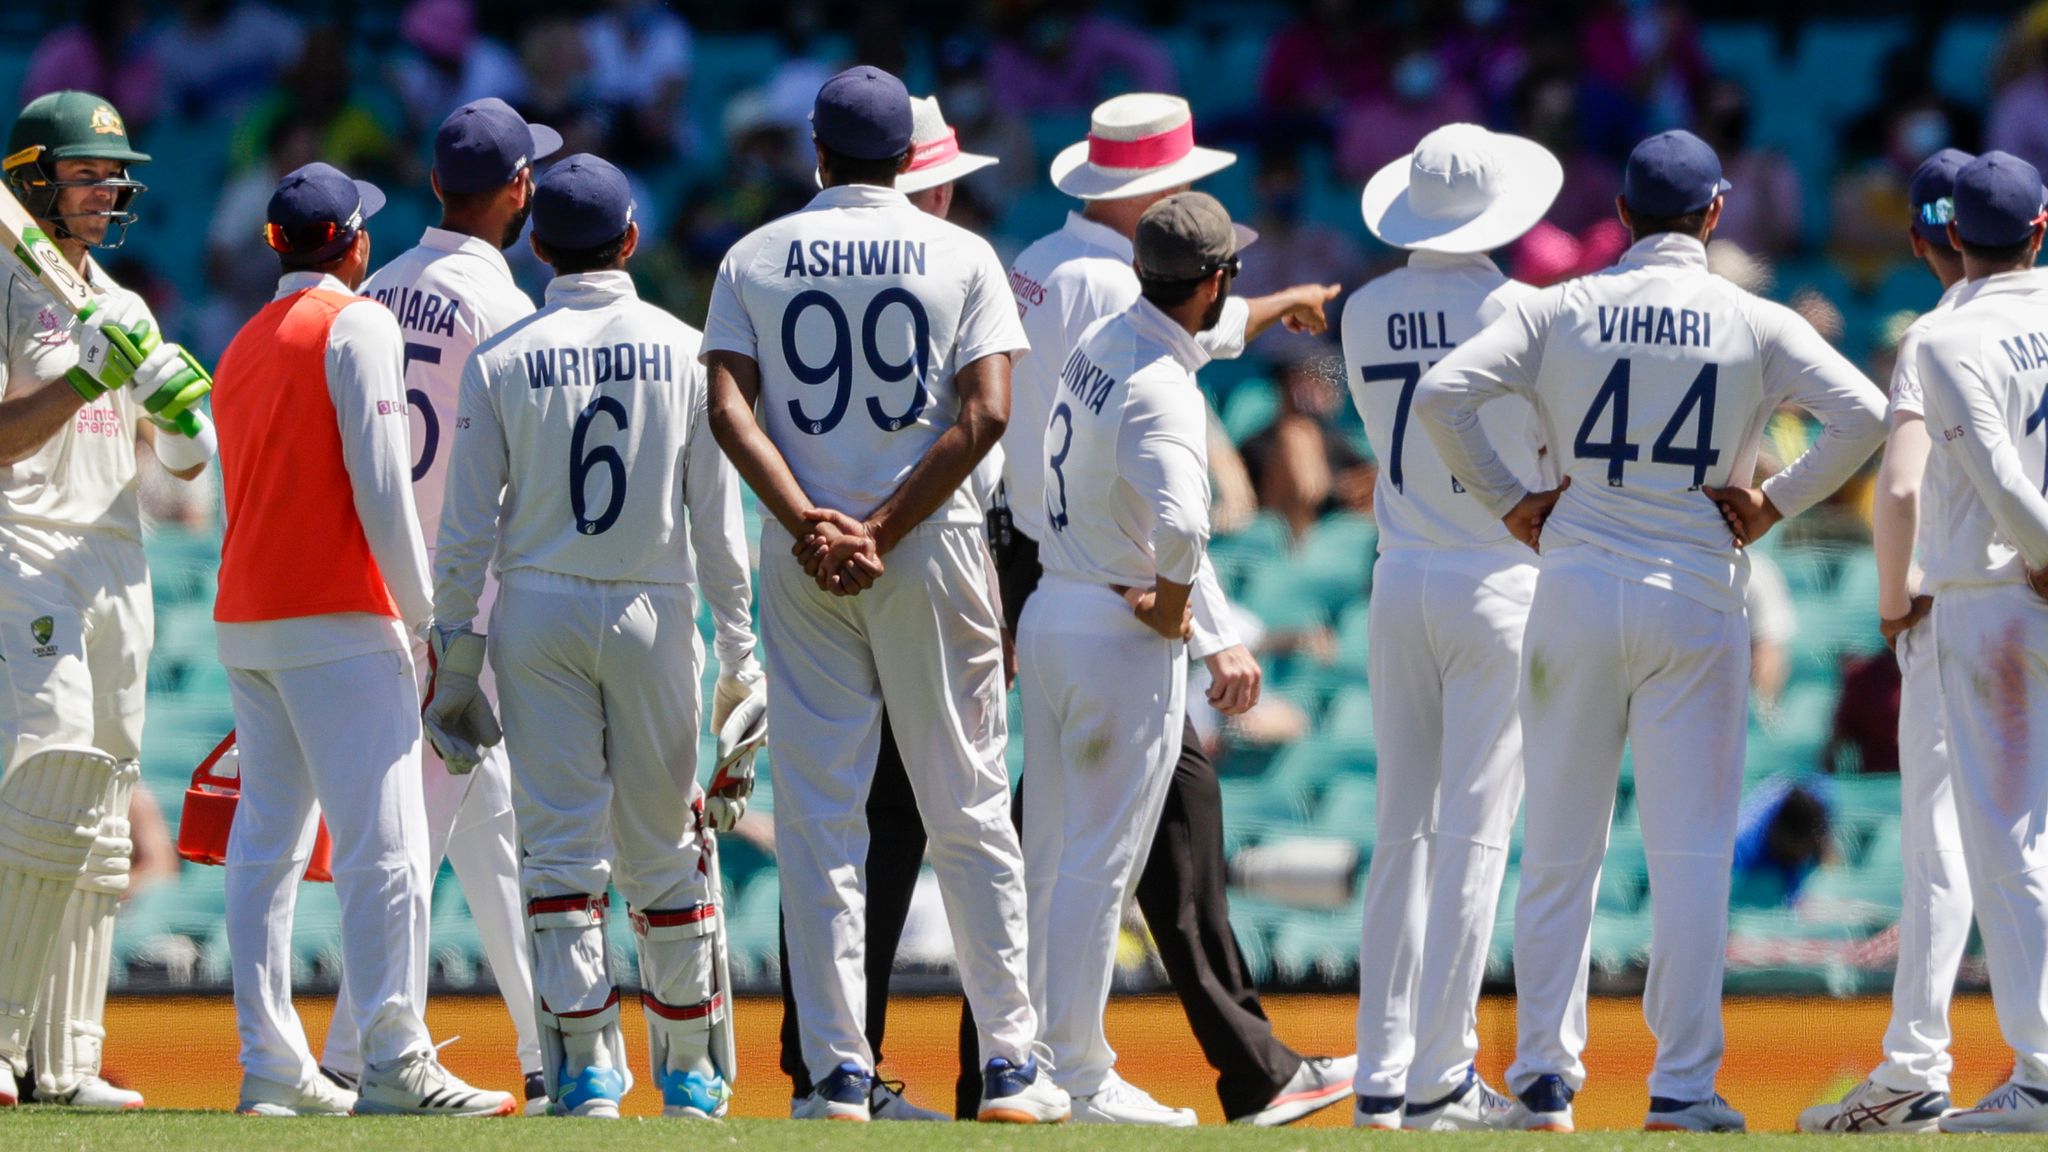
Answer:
[
  {"left": 1416, "top": 130, "right": 1886, "bottom": 1134},
  {"left": 1910, "top": 152, "right": 2048, "bottom": 1135},
  {"left": 0, "top": 90, "right": 215, "bottom": 1111},
  {"left": 1341, "top": 124, "right": 1558, "bottom": 1132},
  {"left": 703, "top": 66, "right": 1066, "bottom": 1124},
  {"left": 322, "top": 97, "right": 558, "bottom": 1109},
  {"left": 1799, "top": 147, "right": 1975, "bottom": 1136},
  {"left": 430, "top": 154, "right": 759, "bottom": 1120}
]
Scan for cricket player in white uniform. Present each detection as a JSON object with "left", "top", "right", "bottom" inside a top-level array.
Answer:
[
  {"left": 216, "top": 162, "right": 511, "bottom": 1119},
  {"left": 1909, "top": 152, "right": 2048, "bottom": 1135},
  {"left": 1022, "top": 191, "right": 1250, "bottom": 1125},
  {"left": 0, "top": 90, "right": 215, "bottom": 1111},
  {"left": 703, "top": 65, "right": 1066, "bottom": 1124},
  {"left": 1799, "top": 148, "right": 1975, "bottom": 1136},
  {"left": 430, "top": 153, "right": 758, "bottom": 1120},
  {"left": 321, "top": 97, "right": 559, "bottom": 1112},
  {"left": 1416, "top": 130, "right": 1887, "bottom": 1133},
  {"left": 1341, "top": 124, "right": 1559, "bottom": 1132},
  {"left": 988, "top": 91, "right": 1354, "bottom": 1129}
]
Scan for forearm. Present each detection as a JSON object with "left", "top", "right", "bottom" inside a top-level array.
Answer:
[
  {"left": 1187, "top": 554, "right": 1239, "bottom": 659},
  {"left": 685, "top": 402, "right": 758, "bottom": 668},
  {"left": 1871, "top": 417, "right": 1928, "bottom": 618},
  {"left": 0, "top": 380, "right": 87, "bottom": 466},
  {"left": 1153, "top": 574, "right": 1192, "bottom": 625},
  {"left": 705, "top": 352, "right": 814, "bottom": 539},
  {"left": 1239, "top": 291, "right": 1296, "bottom": 344},
  {"left": 431, "top": 433, "right": 503, "bottom": 630},
  {"left": 863, "top": 354, "right": 1009, "bottom": 554},
  {"left": 1416, "top": 376, "right": 1525, "bottom": 516}
]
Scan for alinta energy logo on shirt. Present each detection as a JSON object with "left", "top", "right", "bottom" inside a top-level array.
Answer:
[{"left": 29, "top": 615, "right": 57, "bottom": 658}]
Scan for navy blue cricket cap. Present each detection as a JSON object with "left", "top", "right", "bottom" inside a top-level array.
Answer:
[
  {"left": 1909, "top": 148, "right": 1973, "bottom": 249},
  {"left": 265, "top": 162, "right": 384, "bottom": 262},
  {"left": 811, "top": 65, "right": 912, "bottom": 161},
  {"left": 1621, "top": 129, "right": 1732, "bottom": 218},
  {"left": 531, "top": 153, "right": 634, "bottom": 249},
  {"left": 1952, "top": 150, "right": 2048, "bottom": 248},
  {"left": 435, "top": 98, "right": 562, "bottom": 194}
]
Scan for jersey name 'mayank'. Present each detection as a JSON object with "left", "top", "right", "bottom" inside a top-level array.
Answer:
[
  {"left": 519, "top": 342, "right": 675, "bottom": 389},
  {"left": 1059, "top": 347, "right": 1117, "bottom": 415},
  {"left": 782, "top": 239, "right": 928, "bottom": 278},
  {"left": 367, "top": 284, "right": 461, "bottom": 337},
  {"left": 1999, "top": 330, "right": 2048, "bottom": 372},
  {"left": 1596, "top": 304, "right": 1712, "bottom": 347}
]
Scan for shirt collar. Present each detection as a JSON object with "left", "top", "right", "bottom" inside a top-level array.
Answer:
[
  {"left": 1062, "top": 210, "right": 1134, "bottom": 262},
  {"left": 1962, "top": 266, "right": 2048, "bottom": 301},
  {"left": 1127, "top": 296, "right": 1209, "bottom": 372},
  {"left": 543, "top": 269, "right": 637, "bottom": 306},
  {"left": 275, "top": 271, "right": 351, "bottom": 299},
  {"left": 807, "top": 183, "right": 913, "bottom": 211},
  {"left": 419, "top": 225, "right": 515, "bottom": 282},
  {"left": 1407, "top": 250, "right": 1502, "bottom": 273},
  {"left": 1615, "top": 232, "right": 1710, "bottom": 271}
]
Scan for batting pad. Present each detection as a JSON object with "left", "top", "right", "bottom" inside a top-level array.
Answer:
[
  {"left": 529, "top": 893, "right": 630, "bottom": 1100},
  {"left": 34, "top": 758, "right": 137, "bottom": 1093},
  {"left": 0, "top": 745, "right": 118, "bottom": 1068},
  {"left": 632, "top": 904, "right": 722, "bottom": 1080}
]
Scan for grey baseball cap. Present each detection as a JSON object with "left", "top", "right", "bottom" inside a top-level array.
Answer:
[{"left": 1134, "top": 191, "right": 1258, "bottom": 281}]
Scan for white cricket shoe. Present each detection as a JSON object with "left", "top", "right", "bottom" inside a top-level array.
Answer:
[
  {"left": 1237, "top": 1054, "right": 1356, "bottom": 1126},
  {"left": 1072, "top": 1071, "right": 1196, "bottom": 1127},
  {"left": 1404, "top": 1068, "right": 1517, "bottom": 1131},
  {"left": 977, "top": 1054, "right": 1069, "bottom": 1124},
  {"left": 872, "top": 1078, "right": 950, "bottom": 1121},
  {"left": 47, "top": 1076, "right": 144, "bottom": 1110},
  {"left": 794, "top": 1062, "right": 872, "bottom": 1121},
  {"left": 1645, "top": 1092, "right": 1746, "bottom": 1132},
  {"left": 1505, "top": 1073, "right": 1575, "bottom": 1132},
  {"left": 1939, "top": 1080, "right": 2048, "bottom": 1133},
  {"left": 1353, "top": 1094, "right": 1402, "bottom": 1130},
  {"left": 354, "top": 1049, "right": 516, "bottom": 1116},
  {"left": 237, "top": 1071, "right": 356, "bottom": 1116},
  {"left": 1797, "top": 1077, "right": 1948, "bottom": 1134}
]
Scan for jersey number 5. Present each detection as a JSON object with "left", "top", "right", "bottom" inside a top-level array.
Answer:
[
  {"left": 781, "top": 289, "right": 931, "bottom": 436},
  {"left": 1573, "top": 359, "right": 1721, "bottom": 489},
  {"left": 403, "top": 342, "right": 441, "bottom": 482},
  {"left": 570, "top": 394, "right": 629, "bottom": 535}
]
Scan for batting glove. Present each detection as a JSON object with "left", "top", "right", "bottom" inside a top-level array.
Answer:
[
  {"left": 706, "top": 685, "right": 767, "bottom": 833},
  {"left": 127, "top": 342, "right": 213, "bottom": 424},
  {"left": 711, "top": 653, "right": 764, "bottom": 733},
  {"left": 66, "top": 296, "right": 153, "bottom": 401},
  {"left": 424, "top": 625, "right": 501, "bottom": 774}
]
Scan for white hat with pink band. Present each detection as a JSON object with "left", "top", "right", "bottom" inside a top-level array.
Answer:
[
  {"left": 1050, "top": 93, "right": 1236, "bottom": 201},
  {"left": 896, "top": 96, "right": 999, "bottom": 195}
]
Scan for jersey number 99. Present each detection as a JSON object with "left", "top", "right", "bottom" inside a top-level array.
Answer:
[{"left": 780, "top": 289, "right": 931, "bottom": 436}]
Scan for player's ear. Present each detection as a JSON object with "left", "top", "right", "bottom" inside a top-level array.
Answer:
[
  {"left": 1907, "top": 226, "right": 1928, "bottom": 261},
  {"left": 429, "top": 169, "right": 443, "bottom": 204},
  {"left": 1701, "top": 194, "right": 1723, "bottom": 239},
  {"left": 530, "top": 230, "right": 550, "bottom": 268},
  {"left": 1614, "top": 195, "right": 1630, "bottom": 233},
  {"left": 620, "top": 221, "right": 640, "bottom": 264},
  {"left": 1946, "top": 221, "right": 1962, "bottom": 252},
  {"left": 813, "top": 138, "right": 830, "bottom": 185},
  {"left": 896, "top": 148, "right": 914, "bottom": 176}
]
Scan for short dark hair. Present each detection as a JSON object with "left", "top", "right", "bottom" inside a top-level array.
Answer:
[
  {"left": 819, "top": 142, "right": 908, "bottom": 188},
  {"left": 1958, "top": 236, "right": 2038, "bottom": 267},
  {"left": 1626, "top": 208, "right": 1710, "bottom": 241},
  {"left": 438, "top": 184, "right": 501, "bottom": 216},
  {"left": 535, "top": 230, "right": 629, "bottom": 274},
  {"left": 1138, "top": 273, "right": 1207, "bottom": 310}
]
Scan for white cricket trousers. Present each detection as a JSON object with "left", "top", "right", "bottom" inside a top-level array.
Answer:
[
  {"left": 224, "top": 648, "right": 433, "bottom": 1089},
  {"left": 1356, "top": 545, "right": 1534, "bottom": 1101},
  {"left": 1874, "top": 619, "right": 1971, "bottom": 1094},
  {"left": 1933, "top": 584, "right": 2048, "bottom": 1090},
  {"left": 760, "top": 521, "right": 1037, "bottom": 1086},
  {"left": 489, "top": 570, "right": 713, "bottom": 940},
  {"left": 1019, "top": 576, "right": 1185, "bottom": 1095},
  {"left": 1507, "top": 552, "right": 1748, "bottom": 1102}
]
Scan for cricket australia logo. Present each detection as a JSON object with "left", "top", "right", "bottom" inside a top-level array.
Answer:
[
  {"left": 29, "top": 615, "right": 57, "bottom": 658},
  {"left": 90, "top": 105, "right": 124, "bottom": 136}
]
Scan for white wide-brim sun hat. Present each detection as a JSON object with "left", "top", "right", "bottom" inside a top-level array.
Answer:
[
  {"left": 1361, "top": 123, "right": 1563, "bottom": 254},
  {"left": 1050, "top": 93, "right": 1236, "bottom": 201},
  {"left": 897, "top": 96, "right": 999, "bottom": 195}
]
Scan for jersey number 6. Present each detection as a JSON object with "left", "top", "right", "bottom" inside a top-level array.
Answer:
[
  {"left": 570, "top": 394, "right": 629, "bottom": 536},
  {"left": 781, "top": 289, "right": 931, "bottom": 436}
]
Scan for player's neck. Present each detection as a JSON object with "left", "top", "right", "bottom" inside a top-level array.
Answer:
[
  {"left": 54, "top": 234, "right": 90, "bottom": 279},
  {"left": 438, "top": 211, "right": 505, "bottom": 249},
  {"left": 1081, "top": 200, "right": 1146, "bottom": 242}
]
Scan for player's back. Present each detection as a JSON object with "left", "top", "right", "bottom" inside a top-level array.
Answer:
[
  {"left": 1918, "top": 267, "right": 2048, "bottom": 591},
  {"left": 705, "top": 184, "right": 1024, "bottom": 528},
  {"left": 1341, "top": 254, "right": 1547, "bottom": 552},
  {"left": 1526, "top": 235, "right": 1814, "bottom": 608},
  {"left": 362, "top": 230, "right": 534, "bottom": 546},
  {"left": 467, "top": 271, "right": 706, "bottom": 586}
]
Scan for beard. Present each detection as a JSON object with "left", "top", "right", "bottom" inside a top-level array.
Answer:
[
  {"left": 1198, "top": 286, "right": 1228, "bottom": 333},
  {"left": 500, "top": 199, "right": 533, "bottom": 250}
]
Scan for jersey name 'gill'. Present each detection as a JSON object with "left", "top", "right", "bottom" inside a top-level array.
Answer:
[
  {"left": 1596, "top": 304, "right": 1712, "bottom": 348},
  {"left": 520, "top": 343, "right": 674, "bottom": 389},
  {"left": 1388, "top": 311, "right": 1455, "bottom": 351},
  {"left": 782, "top": 239, "right": 928, "bottom": 278}
]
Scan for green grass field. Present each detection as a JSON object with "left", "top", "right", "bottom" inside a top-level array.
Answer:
[{"left": 0, "top": 1112, "right": 1969, "bottom": 1152}]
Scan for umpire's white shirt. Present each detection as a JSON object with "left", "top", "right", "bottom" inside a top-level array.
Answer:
[
  {"left": 1341, "top": 251, "right": 1549, "bottom": 552},
  {"left": 1037, "top": 299, "right": 1211, "bottom": 589},
  {"left": 1917, "top": 267, "right": 2048, "bottom": 590},
  {"left": 434, "top": 270, "right": 754, "bottom": 669},
  {"left": 361, "top": 227, "right": 536, "bottom": 551},
  {"left": 701, "top": 183, "right": 1025, "bottom": 531},
  {"left": 217, "top": 272, "right": 433, "bottom": 670},
  {"left": 1418, "top": 233, "right": 1887, "bottom": 612}
]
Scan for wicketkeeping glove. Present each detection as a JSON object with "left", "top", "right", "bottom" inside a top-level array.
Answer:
[
  {"left": 711, "top": 653, "right": 765, "bottom": 733},
  {"left": 706, "top": 685, "right": 767, "bottom": 833},
  {"left": 424, "top": 625, "right": 501, "bottom": 774}
]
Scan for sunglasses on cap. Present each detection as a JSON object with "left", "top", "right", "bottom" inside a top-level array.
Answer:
[
  {"left": 1917, "top": 197, "right": 1953, "bottom": 230},
  {"left": 263, "top": 220, "right": 356, "bottom": 255}
]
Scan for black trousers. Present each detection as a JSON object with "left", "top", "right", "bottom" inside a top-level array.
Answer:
[
  {"left": 954, "top": 530, "right": 1303, "bottom": 1120},
  {"left": 777, "top": 712, "right": 928, "bottom": 1096}
]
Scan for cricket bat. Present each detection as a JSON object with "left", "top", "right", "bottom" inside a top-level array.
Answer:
[
  {"left": 0, "top": 180, "right": 202, "bottom": 436},
  {"left": 707, "top": 831, "right": 738, "bottom": 1088}
]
